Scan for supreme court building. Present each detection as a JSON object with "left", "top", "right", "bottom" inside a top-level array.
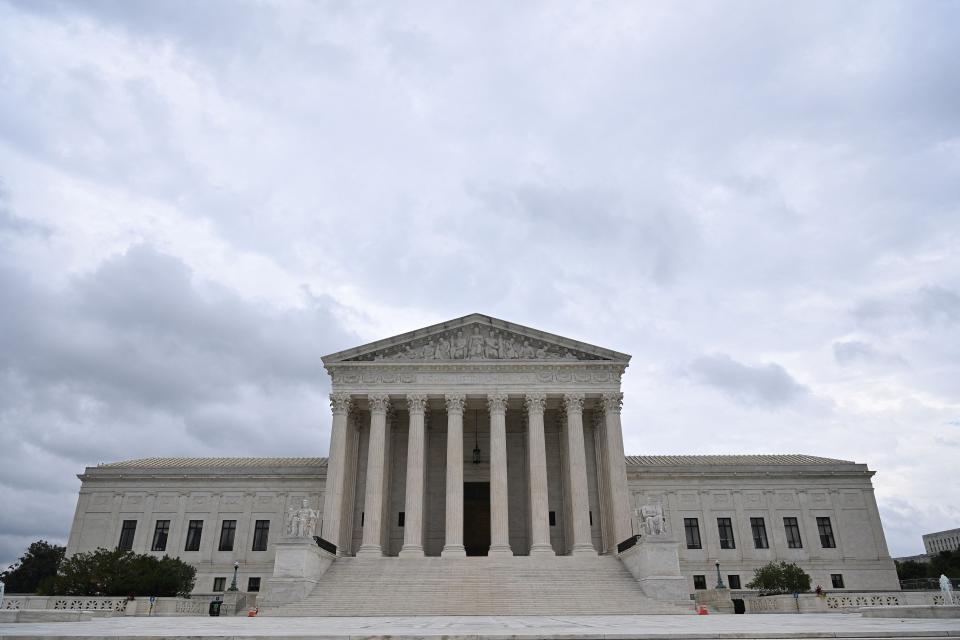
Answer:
[{"left": 65, "top": 314, "right": 900, "bottom": 615}]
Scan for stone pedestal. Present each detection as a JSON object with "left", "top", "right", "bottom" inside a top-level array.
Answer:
[
  {"left": 694, "top": 587, "right": 735, "bottom": 614},
  {"left": 618, "top": 537, "right": 690, "bottom": 604},
  {"left": 258, "top": 537, "right": 336, "bottom": 609}
]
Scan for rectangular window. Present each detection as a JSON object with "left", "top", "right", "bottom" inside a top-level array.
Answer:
[
  {"left": 361, "top": 511, "right": 364, "bottom": 526},
  {"left": 247, "top": 577, "right": 261, "bottom": 592},
  {"left": 750, "top": 517, "right": 769, "bottom": 549},
  {"left": 252, "top": 520, "right": 270, "bottom": 551},
  {"left": 693, "top": 575, "right": 707, "bottom": 590},
  {"left": 117, "top": 520, "right": 137, "bottom": 551},
  {"left": 784, "top": 517, "right": 803, "bottom": 548},
  {"left": 151, "top": 520, "right": 170, "bottom": 552},
  {"left": 185, "top": 520, "right": 203, "bottom": 551},
  {"left": 398, "top": 512, "right": 405, "bottom": 527},
  {"left": 831, "top": 573, "right": 844, "bottom": 589},
  {"left": 219, "top": 520, "right": 236, "bottom": 552},
  {"left": 549, "top": 511, "right": 556, "bottom": 526},
  {"left": 589, "top": 510, "right": 593, "bottom": 526},
  {"left": 717, "top": 517, "right": 736, "bottom": 549},
  {"left": 684, "top": 518, "right": 702, "bottom": 549},
  {"left": 213, "top": 577, "right": 226, "bottom": 592},
  {"left": 728, "top": 575, "right": 741, "bottom": 590},
  {"left": 817, "top": 517, "right": 836, "bottom": 548}
]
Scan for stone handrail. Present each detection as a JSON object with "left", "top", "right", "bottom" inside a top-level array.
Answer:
[{"left": 0, "top": 592, "right": 255, "bottom": 616}]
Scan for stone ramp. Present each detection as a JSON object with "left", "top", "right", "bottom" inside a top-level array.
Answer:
[{"left": 264, "top": 555, "right": 693, "bottom": 616}]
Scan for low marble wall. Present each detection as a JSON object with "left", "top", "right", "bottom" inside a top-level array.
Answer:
[
  {"left": 743, "top": 590, "right": 960, "bottom": 614},
  {"left": 0, "top": 592, "right": 254, "bottom": 617}
]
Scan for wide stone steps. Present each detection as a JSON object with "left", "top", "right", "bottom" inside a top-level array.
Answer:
[{"left": 267, "top": 555, "right": 693, "bottom": 616}]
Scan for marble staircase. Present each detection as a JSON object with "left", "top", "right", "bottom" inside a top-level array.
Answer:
[{"left": 265, "top": 555, "right": 693, "bottom": 616}]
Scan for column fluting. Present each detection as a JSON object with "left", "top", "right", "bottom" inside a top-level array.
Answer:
[
  {"left": 601, "top": 392, "right": 632, "bottom": 546},
  {"left": 525, "top": 393, "right": 554, "bottom": 555},
  {"left": 441, "top": 394, "right": 467, "bottom": 557},
  {"left": 320, "top": 392, "right": 352, "bottom": 553},
  {"left": 563, "top": 392, "right": 597, "bottom": 556},
  {"left": 356, "top": 393, "right": 391, "bottom": 556},
  {"left": 399, "top": 394, "right": 428, "bottom": 557},
  {"left": 488, "top": 392, "right": 512, "bottom": 556}
]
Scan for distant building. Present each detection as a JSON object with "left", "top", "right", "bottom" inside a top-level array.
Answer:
[{"left": 923, "top": 527, "right": 960, "bottom": 554}]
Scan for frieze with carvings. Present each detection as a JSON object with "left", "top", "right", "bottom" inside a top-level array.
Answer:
[
  {"left": 328, "top": 363, "right": 625, "bottom": 388},
  {"left": 344, "top": 324, "right": 609, "bottom": 362}
]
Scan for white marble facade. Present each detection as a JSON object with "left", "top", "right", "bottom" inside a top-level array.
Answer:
[{"left": 64, "top": 314, "right": 900, "bottom": 596}]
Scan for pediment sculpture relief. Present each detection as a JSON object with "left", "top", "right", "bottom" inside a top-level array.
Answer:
[{"left": 345, "top": 324, "right": 607, "bottom": 362}]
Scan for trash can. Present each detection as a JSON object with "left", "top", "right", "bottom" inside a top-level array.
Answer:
[{"left": 208, "top": 599, "right": 222, "bottom": 617}]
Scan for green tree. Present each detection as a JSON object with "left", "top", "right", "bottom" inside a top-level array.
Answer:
[
  {"left": 1, "top": 540, "right": 66, "bottom": 593},
  {"left": 746, "top": 561, "right": 812, "bottom": 595},
  {"left": 41, "top": 548, "right": 196, "bottom": 597},
  {"left": 895, "top": 559, "right": 931, "bottom": 582}
]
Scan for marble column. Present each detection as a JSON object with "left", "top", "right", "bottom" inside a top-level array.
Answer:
[
  {"left": 320, "top": 392, "right": 352, "bottom": 553},
  {"left": 601, "top": 392, "right": 632, "bottom": 545},
  {"left": 357, "top": 393, "right": 391, "bottom": 557},
  {"left": 563, "top": 392, "right": 597, "bottom": 556},
  {"left": 487, "top": 392, "right": 512, "bottom": 556},
  {"left": 441, "top": 394, "right": 466, "bottom": 557},
  {"left": 399, "top": 394, "right": 428, "bottom": 557},
  {"left": 525, "top": 393, "right": 554, "bottom": 556}
]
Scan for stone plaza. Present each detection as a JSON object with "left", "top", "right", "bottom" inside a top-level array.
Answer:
[{"left": 59, "top": 314, "right": 900, "bottom": 615}]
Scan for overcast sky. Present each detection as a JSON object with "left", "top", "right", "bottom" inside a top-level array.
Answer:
[{"left": 1, "top": 1, "right": 958, "bottom": 568}]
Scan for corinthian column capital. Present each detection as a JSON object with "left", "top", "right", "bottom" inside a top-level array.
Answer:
[
  {"left": 524, "top": 393, "right": 546, "bottom": 415},
  {"left": 601, "top": 392, "right": 623, "bottom": 414},
  {"left": 444, "top": 393, "right": 466, "bottom": 414},
  {"left": 330, "top": 392, "right": 352, "bottom": 415},
  {"left": 368, "top": 393, "right": 391, "bottom": 414},
  {"left": 562, "top": 392, "right": 585, "bottom": 414},
  {"left": 406, "top": 394, "right": 428, "bottom": 415},
  {"left": 487, "top": 392, "right": 509, "bottom": 414}
]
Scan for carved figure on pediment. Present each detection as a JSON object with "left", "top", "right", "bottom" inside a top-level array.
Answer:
[
  {"left": 434, "top": 336, "right": 451, "bottom": 360},
  {"left": 420, "top": 340, "right": 434, "bottom": 359},
  {"left": 505, "top": 338, "right": 519, "bottom": 359},
  {"left": 452, "top": 330, "right": 467, "bottom": 359},
  {"left": 484, "top": 331, "right": 499, "bottom": 358},
  {"left": 640, "top": 502, "right": 667, "bottom": 537},
  {"left": 562, "top": 349, "right": 579, "bottom": 360},
  {"left": 468, "top": 326, "right": 484, "bottom": 359},
  {"left": 520, "top": 340, "right": 536, "bottom": 359},
  {"left": 535, "top": 344, "right": 548, "bottom": 359}
]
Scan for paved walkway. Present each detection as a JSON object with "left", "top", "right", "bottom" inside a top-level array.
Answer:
[{"left": 1, "top": 614, "right": 959, "bottom": 639}]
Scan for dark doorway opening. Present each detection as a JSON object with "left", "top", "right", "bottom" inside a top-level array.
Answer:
[{"left": 463, "top": 482, "right": 490, "bottom": 556}]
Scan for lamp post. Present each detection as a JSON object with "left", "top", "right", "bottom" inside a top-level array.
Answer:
[
  {"left": 715, "top": 561, "right": 726, "bottom": 589},
  {"left": 228, "top": 561, "right": 239, "bottom": 591}
]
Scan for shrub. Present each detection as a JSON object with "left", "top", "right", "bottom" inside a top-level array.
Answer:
[
  {"left": 746, "top": 561, "right": 811, "bottom": 595},
  {"left": 1, "top": 540, "right": 66, "bottom": 594},
  {"left": 40, "top": 548, "right": 196, "bottom": 597}
]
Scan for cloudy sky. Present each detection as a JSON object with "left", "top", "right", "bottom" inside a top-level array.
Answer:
[{"left": 1, "top": 0, "right": 958, "bottom": 568}]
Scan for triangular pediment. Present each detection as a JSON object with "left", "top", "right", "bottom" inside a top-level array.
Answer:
[{"left": 322, "top": 314, "right": 630, "bottom": 364}]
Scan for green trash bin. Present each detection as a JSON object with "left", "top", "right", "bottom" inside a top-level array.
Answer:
[{"left": 208, "top": 599, "right": 222, "bottom": 617}]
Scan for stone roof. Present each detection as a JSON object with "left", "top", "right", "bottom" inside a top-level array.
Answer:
[
  {"left": 96, "top": 454, "right": 850, "bottom": 470},
  {"left": 97, "top": 457, "right": 328, "bottom": 469},
  {"left": 625, "top": 454, "right": 853, "bottom": 466}
]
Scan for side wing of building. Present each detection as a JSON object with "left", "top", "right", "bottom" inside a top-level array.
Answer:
[
  {"left": 627, "top": 455, "right": 900, "bottom": 592},
  {"left": 65, "top": 458, "right": 327, "bottom": 594}
]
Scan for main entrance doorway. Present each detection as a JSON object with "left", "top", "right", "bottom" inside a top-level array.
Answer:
[{"left": 463, "top": 482, "right": 491, "bottom": 556}]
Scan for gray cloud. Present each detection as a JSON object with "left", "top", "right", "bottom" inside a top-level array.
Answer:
[
  {"left": 0, "top": 243, "right": 356, "bottom": 566},
  {"left": 833, "top": 340, "right": 908, "bottom": 368},
  {"left": 688, "top": 354, "right": 811, "bottom": 409}
]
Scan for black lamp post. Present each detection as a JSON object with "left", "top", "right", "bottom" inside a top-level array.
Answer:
[
  {"left": 715, "top": 561, "right": 726, "bottom": 589},
  {"left": 228, "top": 561, "right": 239, "bottom": 591},
  {"left": 472, "top": 409, "right": 481, "bottom": 464}
]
